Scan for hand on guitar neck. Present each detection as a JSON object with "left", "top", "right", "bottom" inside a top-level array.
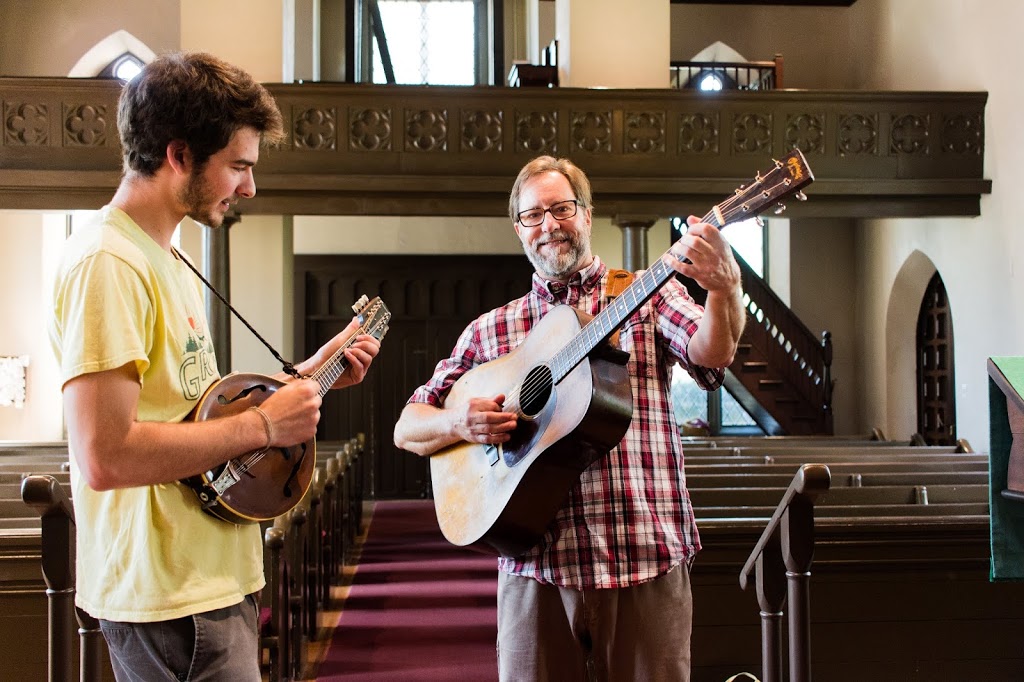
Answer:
[
  {"left": 665, "top": 216, "right": 747, "bottom": 369},
  {"left": 666, "top": 216, "right": 742, "bottom": 294}
]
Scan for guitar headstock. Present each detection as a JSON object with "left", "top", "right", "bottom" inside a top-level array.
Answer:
[
  {"left": 708, "top": 148, "right": 815, "bottom": 229},
  {"left": 351, "top": 295, "right": 392, "bottom": 342}
]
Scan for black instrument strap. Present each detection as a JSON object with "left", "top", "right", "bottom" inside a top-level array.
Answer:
[{"left": 172, "top": 247, "right": 305, "bottom": 379}]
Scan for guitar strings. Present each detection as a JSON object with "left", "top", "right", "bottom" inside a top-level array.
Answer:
[{"left": 504, "top": 174, "right": 795, "bottom": 415}]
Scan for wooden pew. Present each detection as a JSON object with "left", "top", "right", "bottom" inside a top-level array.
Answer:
[
  {"left": 686, "top": 470, "right": 988, "bottom": 488},
  {"left": 690, "top": 483, "right": 988, "bottom": 508},
  {"left": 686, "top": 444, "right": 1024, "bottom": 681},
  {"left": 262, "top": 522, "right": 292, "bottom": 682},
  {"left": 0, "top": 432, "right": 366, "bottom": 682},
  {"left": 683, "top": 443, "right": 971, "bottom": 461},
  {"left": 679, "top": 430, "right": 894, "bottom": 449}
]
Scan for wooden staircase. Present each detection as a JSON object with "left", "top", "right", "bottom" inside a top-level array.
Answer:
[{"left": 681, "top": 249, "right": 834, "bottom": 435}]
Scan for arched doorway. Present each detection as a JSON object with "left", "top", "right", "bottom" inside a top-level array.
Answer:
[{"left": 915, "top": 272, "right": 956, "bottom": 445}]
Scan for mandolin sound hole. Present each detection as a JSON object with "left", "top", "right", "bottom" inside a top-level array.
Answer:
[{"left": 519, "top": 364, "right": 553, "bottom": 419}]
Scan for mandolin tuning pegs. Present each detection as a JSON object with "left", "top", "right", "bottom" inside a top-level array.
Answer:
[
  {"left": 774, "top": 202, "right": 787, "bottom": 215},
  {"left": 351, "top": 294, "right": 369, "bottom": 313},
  {"left": 795, "top": 190, "right": 808, "bottom": 201}
]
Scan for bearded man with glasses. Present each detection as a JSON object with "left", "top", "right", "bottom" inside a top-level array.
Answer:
[{"left": 394, "top": 154, "right": 745, "bottom": 681}]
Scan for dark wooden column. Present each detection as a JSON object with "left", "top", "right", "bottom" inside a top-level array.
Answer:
[
  {"left": 613, "top": 214, "right": 658, "bottom": 271},
  {"left": 202, "top": 216, "right": 237, "bottom": 376}
]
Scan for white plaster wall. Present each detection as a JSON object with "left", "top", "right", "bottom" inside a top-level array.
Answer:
[
  {"left": 669, "top": 3, "right": 857, "bottom": 89},
  {"left": 293, "top": 215, "right": 624, "bottom": 271},
  {"left": 225, "top": 215, "right": 292, "bottom": 375},
  {"left": 848, "top": 0, "right": 1020, "bottom": 450},
  {"left": 0, "top": 213, "right": 66, "bottom": 440},
  {"left": 294, "top": 216, "right": 522, "bottom": 255},
  {"left": 556, "top": 0, "right": 669, "bottom": 88},
  {"left": 180, "top": 0, "right": 285, "bottom": 82},
  {"left": 0, "top": 0, "right": 179, "bottom": 77}
]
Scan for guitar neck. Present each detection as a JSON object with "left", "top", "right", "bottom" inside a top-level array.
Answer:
[
  {"left": 545, "top": 147, "right": 814, "bottom": 385},
  {"left": 549, "top": 208, "right": 725, "bottom": 385}
]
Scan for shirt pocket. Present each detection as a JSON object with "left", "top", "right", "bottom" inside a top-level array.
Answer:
[{"left": 617, "top": 308, "right": 657, "bottom": 379}]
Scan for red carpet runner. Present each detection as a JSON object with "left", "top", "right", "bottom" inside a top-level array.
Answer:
[{"left": 317, "top": 499, "right": 499, "bottom": 681}]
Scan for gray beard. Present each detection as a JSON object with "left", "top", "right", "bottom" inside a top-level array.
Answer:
[{"left": 523, "top": 230, "right": 591, "bottom": 281}]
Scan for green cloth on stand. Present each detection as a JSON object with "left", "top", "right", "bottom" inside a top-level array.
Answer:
[{"left": 988, "top": 356, "right": 1024, "bottom": 580}]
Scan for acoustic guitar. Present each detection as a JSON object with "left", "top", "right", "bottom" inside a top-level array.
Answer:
[
  {"left": 429, "top": 149, "right": 814, "bottom": 557},
  {"left": 183, "top": 295, "right": 391, "bottom": 524}
]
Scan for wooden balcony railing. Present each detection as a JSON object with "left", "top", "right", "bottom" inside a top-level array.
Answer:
[{"left": 0, "top": 77, "right": 990, "bottom": 218}]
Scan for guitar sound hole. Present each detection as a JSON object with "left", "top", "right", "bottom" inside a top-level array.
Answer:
[{"left": 519, "top": 365, "right": 553, "bottom": 418}]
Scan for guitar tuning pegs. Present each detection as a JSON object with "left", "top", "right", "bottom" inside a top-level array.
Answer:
[
  {"left": 351, "top": 294, "right": 369, "bottom": 313},
  {"left": 795, "top": 191, "right": 808, "bottom": 202},
  {"left": 755, "top": 217, "right": 765, "bottom": 228},
  {"left": 773, "top": 202, "right": 787, "bottom": 215}
]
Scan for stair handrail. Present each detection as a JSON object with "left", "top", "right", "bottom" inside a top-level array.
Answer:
[
  {"left": 21, "top": 473, "right": 104, "bottom": 682},
  {"left": 739, "top": 463, "right": 831, "bottom": 682},
  {"left": 737, "top": 251, "right": 834, "bottom": 423}
]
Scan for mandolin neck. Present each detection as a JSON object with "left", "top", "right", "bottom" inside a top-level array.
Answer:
[{"left": 309, "top": 338, "right": 357, "bottom": 397}]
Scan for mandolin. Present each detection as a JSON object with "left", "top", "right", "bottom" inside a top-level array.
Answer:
[
  {"left": 183, "top": 295, "right": 391, "bottom": 524},
  {"left": 429, "top": 150, "right": 814, "bottom": 557}
]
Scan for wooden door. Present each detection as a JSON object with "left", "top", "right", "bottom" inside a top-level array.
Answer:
[
  {"left": 916, "top": 272, "right": 956, "bottom": 445},
  {"left": 296, "top": 255, "right": 535, "bottom": 499}
]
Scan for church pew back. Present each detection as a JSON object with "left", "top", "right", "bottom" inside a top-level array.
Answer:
[
  {"left": 686, "top": 470, "right": 988, "bottom": 488},
  {"left": 686, "top": 460, "right": 988, "bottom": 475},
  {"left": 695, "top": 502, "right": 989, "bottom": 519},
  {"left": 689, "top": 483, "right": 987, "bottom": 508}
]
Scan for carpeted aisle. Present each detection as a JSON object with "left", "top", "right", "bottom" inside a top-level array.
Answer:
[{"left": 316, "top": 499, "right": 499, "bottom": 681}]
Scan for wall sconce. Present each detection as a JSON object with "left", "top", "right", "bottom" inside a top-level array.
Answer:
[{"left": 0, "top": 355, "right": 30, "bottom": 408}]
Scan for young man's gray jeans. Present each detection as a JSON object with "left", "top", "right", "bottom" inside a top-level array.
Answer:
[{"left": 98, "top": 593, "right": 261, "bottom": 681}]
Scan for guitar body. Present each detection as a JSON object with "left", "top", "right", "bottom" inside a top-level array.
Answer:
[
  {"left": 429, "top": 305, "right": 633, "bottom": 557},
  {"left": 184, "top": 372, "right": 316, "bottom": 524}
]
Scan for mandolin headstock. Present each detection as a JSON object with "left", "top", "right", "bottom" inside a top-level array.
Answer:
[{"left": 352, "top": 295, "right": 392, "bottom": 343}]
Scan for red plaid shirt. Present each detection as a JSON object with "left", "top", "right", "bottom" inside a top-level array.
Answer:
[{"left": 408, "top": 257, "right": 724, "bottom": 588}]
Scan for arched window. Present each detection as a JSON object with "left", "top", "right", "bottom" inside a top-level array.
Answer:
[
  {"left": 98, "top": 52, "right": 144, "bottom": 81},
  {"left": 68, "top": 30, "right": 155, "bottom": 78}
]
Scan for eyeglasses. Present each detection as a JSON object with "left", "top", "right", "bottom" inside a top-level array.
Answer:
[{"left": 516, "top": 199, "right": 579, "bottom": 228}]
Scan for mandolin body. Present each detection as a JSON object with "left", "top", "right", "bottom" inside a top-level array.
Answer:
[{"left": 183, "top": 372, "right": 315, "bottom": 524}]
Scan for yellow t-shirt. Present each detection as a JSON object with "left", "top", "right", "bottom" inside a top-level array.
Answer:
[{"left": 49, "top": 206, "right": 264, "bottom": 622}]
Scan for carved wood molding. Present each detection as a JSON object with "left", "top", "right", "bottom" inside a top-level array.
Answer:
[{"left": 0, "top": 78, "right": 990, "bottom": 217}]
